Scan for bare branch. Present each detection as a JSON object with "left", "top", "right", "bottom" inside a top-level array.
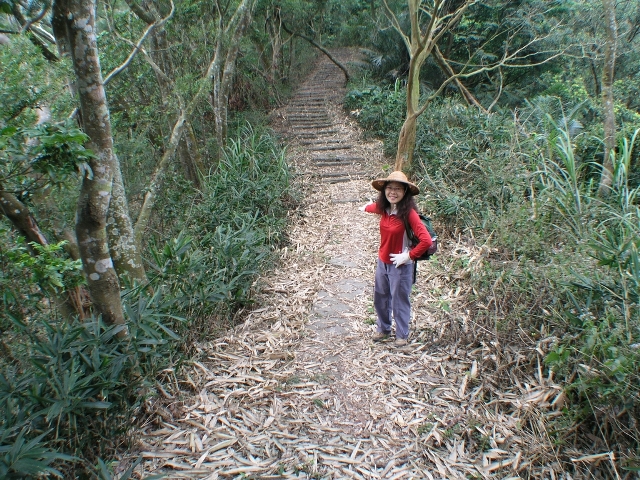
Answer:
[
  {"left": 281, "top": 21, "right": 350, "bottom": 85},
  {"left": 381, "top": 0, "right": 411, "bottom": 52},
  {"left": 487, "top": 68, "right": 503, "bottom": 113},
  {"left": 103, "top": 0, "right": 175, "bottom": 86},
  {"left": 19, "top": 1, "right": 51, "bottom": 34}
]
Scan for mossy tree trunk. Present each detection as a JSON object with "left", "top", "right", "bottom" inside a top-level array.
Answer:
[{"left": 53, "top": 0, "right": 127, "bottom": 334}]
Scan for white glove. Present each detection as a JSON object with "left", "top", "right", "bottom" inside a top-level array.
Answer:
[
  {"left": 359, "top": 201, "right": 374, "bottom": 212},
  {"left": 390, "top": 248, "right": 410, "bottom": 267}
]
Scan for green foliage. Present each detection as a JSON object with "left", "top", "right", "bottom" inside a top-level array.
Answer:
[
  {"left": 0, "top": 120, "right": 93, "bottom": 196},
  {"left": 25, "top": 121, "right": 94, "bottom": 184},
  {"left": 0, "top": 33, "right": 74, "bottom": 128},
  {"left": 0, "top": 290, "right": 178, "bottom": 477},
  {"left": 0, "top": 226, "right": 82, "bottom": 331},
  {"left": 533, "top": 130, "right": 640, "bottom": 455},
  {"left": 4, "top": 240, "right": 83, "bottom": 292},
  {"left": 148, "top": 123, "right": 292, "bottom": 339},
  {"left": 344, "top": 81, "right": 405, "bottom": 155},
  {"left": 0, "top": 428, "right": 72, "bottom": 478}
]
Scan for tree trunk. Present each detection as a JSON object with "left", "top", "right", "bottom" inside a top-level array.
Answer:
[
  {"left": 107, "top": 161, "right": 147, "bottom": 283},
  {"left": 599, "top": 0, "right": 617, "bottom": 196},
  {"left": 395, "top": 115, "right": 418, "bottom": 171},
  {"left": 382, "top": 0, "right": 474, "bottom": 172},
  {"left": 126, "top": 0, "right": 204, "bottom": 187},
  {"left": 394, "top": 45, "right": 423, "bottom": 171},
  {"left": 267, "top": 7, "right": 283, "bottom": 83},
  {"left": 135, "top": 112, "right": 186, "bottom": 246},
  {"left": 53, "top": 0, "right": 127, "bottom": 334},
  {"left": 212, "top": 0, "right": 256, "bottom": 155}
]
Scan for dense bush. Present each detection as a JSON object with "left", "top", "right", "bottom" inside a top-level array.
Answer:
[
  {"left": 148, "top": 123, "right": 291, "bottom": 338},
  {"left": 344, "top": 81, "right": 406, "bottom": 156},
  {"left": 0, "top": 294, "right": 178, "bottom": 477}
]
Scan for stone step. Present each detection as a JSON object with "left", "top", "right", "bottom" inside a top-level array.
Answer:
[
  {"left": 293, "top": 124, "right": 334, "bottom": 130},
  {"left": 288, "top": 107, "right": 328, "bottom": 111},
  {"left": 322, "top": 176, "right": 360, "bottom": 184},
  {"left": 312, "top": 155, "right": 364, "bottom": 162},
  {"left": 320, "top": 171, "right": 357, "bottom": 178},
  {"left": 287, "top": 113, "right": 329, "bottom": 119},
  {"left": 308, "top": 145, "right": 353, "bottom": 151},
  {"left": 300, "top": 139, "right": 345, "bottom": 146},
  {"left": 289, "top": 118, "right": 331, "bottom": 124},
  {"left": 314, "top": 160, "right": 355, "bottom": 167},
  {"left": 294, "top": 131, "right": 339, "bottom": 138}
]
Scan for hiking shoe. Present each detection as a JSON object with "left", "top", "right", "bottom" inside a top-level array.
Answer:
[
  {"left": 394, "top": 338, "right": 408, "bottom": 347},
  {"left": 372, "top": 332, "right": 390, "bottom": 342}
]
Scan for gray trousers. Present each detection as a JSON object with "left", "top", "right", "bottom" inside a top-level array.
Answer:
[{"left": 373, "top": 258, "right": 413, "bottom": 339}]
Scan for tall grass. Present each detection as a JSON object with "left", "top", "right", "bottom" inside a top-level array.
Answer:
[
  {"left": 543, "top": 131, "right": 640, "bottom": 462},
  {"left": 147, "top": 123, "right": 292, "bottom": 340}
]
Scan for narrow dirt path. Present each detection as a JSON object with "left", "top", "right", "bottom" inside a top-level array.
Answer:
[{"left": 129, "top": 50, "right": 560, "bottom": 479}]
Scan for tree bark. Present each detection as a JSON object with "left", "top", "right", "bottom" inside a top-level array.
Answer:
[
  {"left": 266, "top": 7, "right": 283, "bottom": 84},
  {"left": 599, "top": 0, "right": 617, "bottom": 196},
  {"left": 52, "top": 0, "right": 127, "bottom": 334},
  {"left": 0, "top": 191, "right": 49, "bottom": 247},
  {"left": 212, "top": 0, "right": 256, "bottom": 155},
  {"left": 107, "top": 160, "right": 147, "bottom": 283}
]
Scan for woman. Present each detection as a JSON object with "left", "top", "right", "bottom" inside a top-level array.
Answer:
[{"left": 360, "top": 171, "right": 432, "bottom": 347}]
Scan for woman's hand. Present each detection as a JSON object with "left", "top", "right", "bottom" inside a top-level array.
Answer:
[
  {"left": 390, "top": 248, "right": 410, "bottom": 267},
  {"left": 359, "top": 201, "right": 375, "bottom": 212}
]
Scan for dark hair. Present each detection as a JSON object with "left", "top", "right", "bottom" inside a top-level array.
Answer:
[{"left": 375, "top": 182, "right": 418, "bottom": 223}]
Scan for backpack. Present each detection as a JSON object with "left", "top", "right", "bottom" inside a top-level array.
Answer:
[
  {"left": 403, "top": 213, "right": 438, "bottom": 284},
  {"left": 403, "top": 213, "right": 438, "bottom": 261}
]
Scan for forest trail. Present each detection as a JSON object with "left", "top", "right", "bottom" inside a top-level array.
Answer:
[{"left": 128, "top": 51, "right": 558, "bottom": 479}]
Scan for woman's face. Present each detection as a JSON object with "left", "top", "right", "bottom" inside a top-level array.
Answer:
[{"left": 385, "top": 181, "right": 406, "bottom": 206}]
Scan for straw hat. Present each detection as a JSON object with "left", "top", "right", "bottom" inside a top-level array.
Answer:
[{"left": 372, "top": 171, "right": 420, "bottom": 195}]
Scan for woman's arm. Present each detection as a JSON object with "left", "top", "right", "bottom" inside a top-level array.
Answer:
[
  {"left": 407, "top": 210, "right": 432, "bottom": 260},
  {"left": 362, "top": 202, "right": 382, "bottom": 214}
]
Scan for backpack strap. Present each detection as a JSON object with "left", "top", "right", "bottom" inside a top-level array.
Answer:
[{"left": 401, "top": 214, "right": 417, "bottom": 246}]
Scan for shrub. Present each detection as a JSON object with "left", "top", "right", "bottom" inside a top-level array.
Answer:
[
  {"left": 0, "top": 289, "right": 179, "bottom": 477},
  {"left": 147, "top": 123, "right": 292, "bottom": 339},
  {"left": 344, "top": 81, "right": 405, "bottom": 156}
]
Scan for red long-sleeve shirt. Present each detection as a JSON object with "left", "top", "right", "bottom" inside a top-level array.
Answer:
[{"left": 365, "top": 203, "right": 432, "bottom": 264}]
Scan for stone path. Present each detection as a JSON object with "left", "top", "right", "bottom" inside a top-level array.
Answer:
[{"left": 124, "top": 50, "right": 559, "bottom": 480}]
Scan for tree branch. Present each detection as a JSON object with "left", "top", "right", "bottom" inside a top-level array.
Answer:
[
  {"left": 103, "top": 0, "right": 175, "bottom": 86},
  {"left": 281, "top": 21, "right": 350, "bottom": 85},
  {"left": 381, "top": 0, "right": 410, "bottom": 52},
  {"left": 433, "top": 44, "right": 486, "bottom": 112}
]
